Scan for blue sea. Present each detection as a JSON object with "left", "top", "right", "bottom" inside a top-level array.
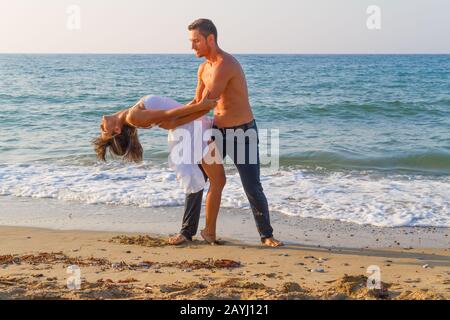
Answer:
[{"left": 0, "top": 54, "right": 449, "bottom": 227}]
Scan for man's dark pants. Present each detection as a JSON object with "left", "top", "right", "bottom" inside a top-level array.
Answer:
[{"left": 179, "top": 120, "right": 274, "bottom": 242}]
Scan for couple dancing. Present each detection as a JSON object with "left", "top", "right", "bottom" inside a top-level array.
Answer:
[{"left": 93, "top": 19, "right": 283, "bottom": 247}]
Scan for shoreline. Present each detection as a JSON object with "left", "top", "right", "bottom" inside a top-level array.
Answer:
[
  {"left": 0, "top": 225, "right": 449, "bottom": 300},
  {"left": 0, "top": 195, "right": 449, "bottom": 249}
]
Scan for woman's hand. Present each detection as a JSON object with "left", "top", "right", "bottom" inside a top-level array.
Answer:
[{"left": 197, "top": 90, "right": 219, "bottom": 111}]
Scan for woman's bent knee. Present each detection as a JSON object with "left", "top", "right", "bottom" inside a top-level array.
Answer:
[{"left": 210, "top": 176, "right": 226, "bottom": 191}]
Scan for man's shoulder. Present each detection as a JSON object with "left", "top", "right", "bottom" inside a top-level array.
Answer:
[
  {"left": 216, "top": 54, "right": 240, "bottom": 77},
  {"left": 198, "top": 61, "right": 208, "bottom": 73},
  {"left": 221, "top": 52, "right": 240, "bottom": 68}
]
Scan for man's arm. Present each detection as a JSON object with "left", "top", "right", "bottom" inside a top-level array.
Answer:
[
  {"left": 187, "top": 63, "right": 207, "bottom": 105},
  {"left": 204, "top": 62, "right": 233, "bottom": 100}
]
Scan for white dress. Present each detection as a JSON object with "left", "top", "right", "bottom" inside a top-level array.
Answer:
[{"left": 142, "top": 95, "right": 212, "bottom": 194}]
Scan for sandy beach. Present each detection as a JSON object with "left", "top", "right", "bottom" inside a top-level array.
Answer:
[{"left": 0, "top": 225, "right": 449, "bottom": 300}]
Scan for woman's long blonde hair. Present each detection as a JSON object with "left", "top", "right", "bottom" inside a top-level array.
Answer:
[{"left": 92, "top": 125, "right": 143, "bottom": 162}]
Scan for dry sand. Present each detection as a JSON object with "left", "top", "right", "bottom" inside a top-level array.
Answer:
[{"left": 0, "top": 226, "right": 449, "bottom": 300}]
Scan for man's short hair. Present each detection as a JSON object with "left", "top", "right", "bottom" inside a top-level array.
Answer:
[{"left": 188, "top": 18, "right": 218, "bottom": 43}]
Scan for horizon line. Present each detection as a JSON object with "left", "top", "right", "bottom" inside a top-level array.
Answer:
[{"left": 1, "top": 52, "right": 449, "bottom": 55}]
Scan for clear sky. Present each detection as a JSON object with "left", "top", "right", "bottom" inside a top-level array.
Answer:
[{"left": 1, "top": 0, "right": 449, "bottom": 54}]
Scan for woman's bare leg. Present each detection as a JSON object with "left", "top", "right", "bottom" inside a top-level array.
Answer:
[
  {"left": 200, "top": 142, "right": 226, "bottom": 242},
  {"left": 200, "top": 161, "right": 225, "bottom": 242}
]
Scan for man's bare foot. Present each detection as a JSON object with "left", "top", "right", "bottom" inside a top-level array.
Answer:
[
  {"left": 168, "top": 233, "right": 189, "bottom": 245},
  {"left": 200, "top": 229, "right": 217, "bottom": 245},
  {"left": 262, "top": 237, "right": 284, "bottom": 247}
]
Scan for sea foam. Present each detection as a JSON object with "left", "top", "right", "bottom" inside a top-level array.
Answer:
[{"left": 0, "top": 162, "right": 448, "bottom": 228}]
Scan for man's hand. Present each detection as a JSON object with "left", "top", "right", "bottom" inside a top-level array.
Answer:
[{"left": 197, "top": 90, "right": 218, "bottom": 111}]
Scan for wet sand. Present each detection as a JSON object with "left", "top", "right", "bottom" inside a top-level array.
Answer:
[{"left": 1, "top": 195, "right": 449, "bottom": 249}]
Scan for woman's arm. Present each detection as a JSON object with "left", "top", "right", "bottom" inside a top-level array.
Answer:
[
  {"left": 126, "top": 93, "right": 216, "bottom": 128},
  {"left": 158, "top": 110, "right": 210, "bottom": 130}
]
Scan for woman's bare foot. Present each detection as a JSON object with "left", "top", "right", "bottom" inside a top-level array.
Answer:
[
  {"left": 168, "top": 233, "right": 189, "bottom": 245},
  {"left": 200, "top": 229, "right": 217, "bottom": 245},
  {"left": 262, "top": 237, "right": 284, "bottom": 247}
]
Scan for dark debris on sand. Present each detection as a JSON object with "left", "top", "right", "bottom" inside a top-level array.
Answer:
[{"left": 109, "top": 235, "right": 168, "bottom": 247}]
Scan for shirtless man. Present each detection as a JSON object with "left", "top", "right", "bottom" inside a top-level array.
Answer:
[{"left": 168, "top": 19, "right": 283, "bottom": 247}]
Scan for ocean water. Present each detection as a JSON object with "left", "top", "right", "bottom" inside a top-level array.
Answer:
[{"left": 0, "top": 54, "right": 449, "bottom": 227}]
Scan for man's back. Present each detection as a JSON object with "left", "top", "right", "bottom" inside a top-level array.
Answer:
[{"left": 200, "top": 52, "right": 254, "bottom": 128}]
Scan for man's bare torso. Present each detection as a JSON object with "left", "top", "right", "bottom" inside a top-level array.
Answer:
[{"left": 199, "top": 52, "right": 254, "bottom": 128}]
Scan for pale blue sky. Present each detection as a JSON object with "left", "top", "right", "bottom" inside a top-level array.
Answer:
[{"left": 1, "top": 0, "right": 449, "bottom": 53}]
